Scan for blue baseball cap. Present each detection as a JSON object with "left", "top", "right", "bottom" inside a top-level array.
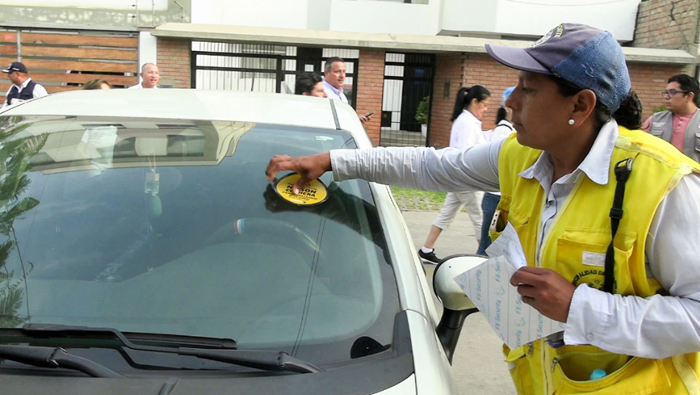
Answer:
[
  {"left": 2, "top": 61, "right": 28, "bottom": 74},
  {"left": 502, "top": 86, "right": 515, "bottom": 106},
  {"left": 485, "top": 23, "right": 630, "bottom": 113}
]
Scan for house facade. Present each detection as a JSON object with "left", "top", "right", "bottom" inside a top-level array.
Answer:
[{"left": 1, "top": 0, "right": 698, "bottom": 147}]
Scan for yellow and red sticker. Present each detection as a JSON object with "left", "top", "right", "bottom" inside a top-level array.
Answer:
[{"left": 274, "top": 173, "right": 328, "bottom": 206}]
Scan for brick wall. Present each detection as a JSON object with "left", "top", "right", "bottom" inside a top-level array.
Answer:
[
  {"left": 430, "top": 53, "right": 465, "bottom": 149},
  {"left": 463, "top": 54, "right": 519, "bottom": 131},
  {"left": 356, "top": 49, "right": 385, "bottom": 145},
  {"left": 634, "top": 0, "right": 699, "bottom": 52},
  {"left": 157, "top": 38, "right": 191, "bottom": 88}
]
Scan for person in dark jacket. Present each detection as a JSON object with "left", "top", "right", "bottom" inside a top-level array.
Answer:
[{"left": 2, "top": 61, "right": 48, "bottom": 108}]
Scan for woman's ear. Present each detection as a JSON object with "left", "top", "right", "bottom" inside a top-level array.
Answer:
[{"left": 571, "top": 89, "right": 597, "bottom": 125}]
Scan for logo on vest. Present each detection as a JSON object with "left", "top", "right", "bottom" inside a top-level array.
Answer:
[{"left": 571, "top": 268, "right": 606, "bottom": 290}]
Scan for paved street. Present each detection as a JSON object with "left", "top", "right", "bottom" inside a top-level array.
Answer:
[{"left": 402, "top": 210, "right": 516, "bottom": 395}]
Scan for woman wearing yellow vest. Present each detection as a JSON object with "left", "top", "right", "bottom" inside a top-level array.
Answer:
[{"left": 266, "top": 23, "right": 700, "bottom": 394}]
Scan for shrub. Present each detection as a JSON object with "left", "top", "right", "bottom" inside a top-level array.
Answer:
[{"left": 415, "top": 96, "right": 430, "bottom": 124}]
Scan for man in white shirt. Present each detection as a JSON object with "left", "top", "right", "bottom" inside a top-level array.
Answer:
[
  {"left": 322, "top": 57, "right": 348, "bottom": 102},
  {"left": 129, "top": 63, "right": 160, "bottom": 89},
  {"left": 323, "top": 57, "right": 371, "bottom": 123},
  {"left": 2, "top": 61, "right": 48, "bottom": 108}
]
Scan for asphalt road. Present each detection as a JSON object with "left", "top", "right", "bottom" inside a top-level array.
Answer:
[{"left": 402, "top": 211, "right": 516, "bottom": 395}]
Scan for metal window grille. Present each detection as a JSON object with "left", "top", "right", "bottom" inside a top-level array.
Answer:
[{"left": 380, "top": 52, "right": 434, "bottom": 147}]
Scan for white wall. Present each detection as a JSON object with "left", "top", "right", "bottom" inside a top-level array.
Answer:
[
  {"left": 191, "top": 0, "right": 309, "bottom": 29},
  {"left": 137, "top": 31, "right": 158, "bottom": 84},
  {"left": 442, "top": 0, "right": 639, "bottom": 41},
  {"left": 0, "top": 0, "right": 168, "bottom": 10},
  {"left": 495, "top": 0, "right": 639, "bottom": 41},
  {"left": 441, "top": 0, "right": 497, "bottom": 34},
  {"left": 186, "top": 0, "right": 638, "bottom": 42},
  {"left": 329, "top": 0, "right": 441, "bottom": 35}
]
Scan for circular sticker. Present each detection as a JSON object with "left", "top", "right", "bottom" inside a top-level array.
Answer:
[{"left": 274, "top": 173, "right": 328, "bottom": 206}]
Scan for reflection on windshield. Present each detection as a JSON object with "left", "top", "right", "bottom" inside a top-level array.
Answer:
[
  {"left": 0, "top": 116, "right": 47, "bottom": 328},
  {"left": 0, "top": 116, "right": 399, "bottom": 367}
]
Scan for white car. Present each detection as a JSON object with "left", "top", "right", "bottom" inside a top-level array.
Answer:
[{"left": 0, "top": 89, "right": 483, "bottom": 394}]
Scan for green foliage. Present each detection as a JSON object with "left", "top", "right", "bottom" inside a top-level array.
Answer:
[
  {"left": 415, "top": 96, "right": 430, "bottom": 124},
  {"left": 0, "top": 126, "right": 47, "bottom": 327},
  {"left": 390, "top": 186, "right": 446, "bottom": 211},
  {"left": 652, "top": 105, "right": 667, "bottom": 113}
]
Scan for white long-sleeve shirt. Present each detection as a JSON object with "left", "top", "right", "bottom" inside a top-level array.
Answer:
[
  {"left": 330, "top": 119, "right": 700, "bottom": 359},
  {"left": 450, "top": 110, "right": 485, "bottom": 149}
]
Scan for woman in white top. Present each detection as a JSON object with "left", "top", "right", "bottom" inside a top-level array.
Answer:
[
  {"left": 418, "top": 85, "right": 490, "bottom": 264},
  {"left": 477, "top": 86, "right": 515, "bottom": 255}
]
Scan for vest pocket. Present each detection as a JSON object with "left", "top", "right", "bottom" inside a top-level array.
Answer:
[
  {"left": 503, "top": 343, "right": 537, "bottom": 394},
  {"left": 489, "top": 209, "right": 531, "bottom": 250},
  {"left": 551, "top": 345, "right": 670, "bottom": 394},
  {"left": 556, "top": 230, "right": 637, "bottom": 295},
  {"left": 695, "top": 133, "right": 700, "bottom": 153}
]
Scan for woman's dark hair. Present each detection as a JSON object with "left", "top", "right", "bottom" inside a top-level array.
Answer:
[
  {"left": 496, "top": 107, "right": 508, "bottom": 124},
  {"left": 82, "top": 79, "right": 111, "bottom": 90},
  {"left": 611, "top": 91, "right": 642, "bottom": 130},
  {"left": 550, "top": 76, "right": 641, "bottom": 130},
  {"left": 451, "top": 85, "right": 491, "bottom": 121},
  {"left": 295, "top": 72, "right": 323, "bottom": 95}
]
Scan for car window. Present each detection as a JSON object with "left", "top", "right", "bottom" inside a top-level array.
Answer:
[{"left": 0, "top": 115, "right": 399, "bottom": 366}]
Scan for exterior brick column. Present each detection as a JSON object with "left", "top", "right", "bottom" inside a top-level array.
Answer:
[
  {"left": 356, "top": 49, "right": 385, "bottom": 146},
  {"left": 430, "top": 53, "right": 466, "bottom": 149},
  {"left": 157, "top": 38, "right": 191, "bottom": 88}
]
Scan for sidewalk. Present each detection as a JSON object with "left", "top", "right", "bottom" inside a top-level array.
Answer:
[
  {"left": 402, "top": 210, "right": 516, "bottom": 395},
  {"left": 401, "top": 210, "right": 480, "bottom": 260}
]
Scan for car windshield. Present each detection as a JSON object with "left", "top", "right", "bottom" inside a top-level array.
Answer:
[{"left": 0, "top": 114, "right": 399, "bottom": 366}]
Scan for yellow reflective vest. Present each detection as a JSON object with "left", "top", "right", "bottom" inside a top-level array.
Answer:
[{"left": 495, "top": 126, "right": 700, "bottom": 394}]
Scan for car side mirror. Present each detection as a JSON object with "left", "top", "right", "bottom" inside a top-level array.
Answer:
[{"left": 432, "top": 254, "right": 486, "bottom": 363}]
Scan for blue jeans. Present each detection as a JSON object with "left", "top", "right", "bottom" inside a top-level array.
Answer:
[{"left": 477, "top": 192, "right": 500, "bottom": 255}]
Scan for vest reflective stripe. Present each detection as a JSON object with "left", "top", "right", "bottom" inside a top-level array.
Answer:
[
  {"left": 672, "top": 355, "right": 700, "bottom": 394},
  {"left": 650, "top": 109, "right": 700, "bottom": 163},
  {"left": 496, "top": 127, "right": 700, "bottom": 394}
]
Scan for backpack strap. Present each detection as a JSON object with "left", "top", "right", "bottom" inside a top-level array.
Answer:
[{"left": 603, "top": 158, "right": 633, "bottom": 294}]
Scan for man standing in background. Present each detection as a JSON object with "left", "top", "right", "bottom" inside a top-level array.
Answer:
[
  {"left": 2, "top": 61, "right": 48, "bottom": 108},
  {"left": 323, "top": 57, "right": 371, "bottom": 123},
  {"left": 642, "top": 74, "right": 700, "bottom": 162},
  {"left": 129, "top": 63, "right": 160, "bottom": 89},
  {"left": 322, "top": 57, "right": 348, "bottom": 102}
]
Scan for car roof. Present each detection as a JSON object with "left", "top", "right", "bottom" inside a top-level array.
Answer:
[{"left": 0, "top": 89, "right": 367, "bottom": 139}]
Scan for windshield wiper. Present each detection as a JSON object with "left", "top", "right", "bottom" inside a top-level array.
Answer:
[
  {"left": 176, "top": 348, "right": 322, "bottom": 374},
  {"left": 0, "top": 345, "right": 122, "bottom": 378},
  {"left": 18, "top": 324, "right": 322, "bottom": 374},
  {"left": 22, "top": 323, "right": 237, "bottom": 351}
]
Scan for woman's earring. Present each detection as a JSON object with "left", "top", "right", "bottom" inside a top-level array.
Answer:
[{"left": 568, "top": 119, "right": 575, "bottom": 125}]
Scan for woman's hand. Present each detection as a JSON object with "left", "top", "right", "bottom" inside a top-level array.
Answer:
[
  {"left": 265, "top": 153, "right": 332, "bottom": 195},
  {"left": 510, "top": 266, "right": 576, "bottom": 323}
]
